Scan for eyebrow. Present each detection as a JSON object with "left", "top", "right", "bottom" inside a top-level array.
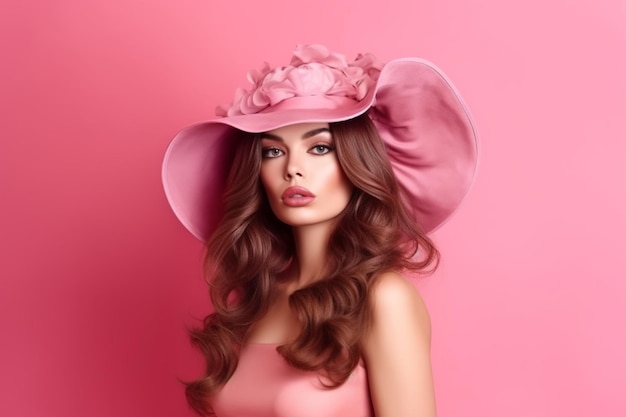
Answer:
[{"left": 260, "top": 127, "right": 331, "bottom": 141}]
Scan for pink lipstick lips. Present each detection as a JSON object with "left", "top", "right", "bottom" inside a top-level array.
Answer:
[{"left": 281, "top": 186, "right": 316, "bottom": 207}]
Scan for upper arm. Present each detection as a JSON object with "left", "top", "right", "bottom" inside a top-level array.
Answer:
[{"left": 362, "top": 272, "right": 437, "bottom": 417}]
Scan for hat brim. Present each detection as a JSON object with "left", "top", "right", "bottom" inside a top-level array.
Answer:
[{"left": 162, "top": 58, "right": 478, "bottom": 241}]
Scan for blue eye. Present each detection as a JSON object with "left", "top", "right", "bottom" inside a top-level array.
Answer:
[
  {"left": 310, "top": 144, "right": 333, "bottom": 155},
  {"left": 262, "top": 147, "right": 284, "bottom": 158}
]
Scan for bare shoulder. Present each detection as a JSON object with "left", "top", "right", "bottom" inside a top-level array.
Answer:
[
  {"left": 367, "top": 271, "right": 431, "bottom": 342},
  {"left": 363, "top": 271, "right": 436, "bottom": 417}
]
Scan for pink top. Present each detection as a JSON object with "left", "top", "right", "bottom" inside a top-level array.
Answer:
[{"left": 212, "top": 343, "right": 373, "bottom": 417}]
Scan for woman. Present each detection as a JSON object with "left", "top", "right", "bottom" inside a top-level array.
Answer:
[{"left": 162, "top": 44, "right": 478, "bottom": 417}]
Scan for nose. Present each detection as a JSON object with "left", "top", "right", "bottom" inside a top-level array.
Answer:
[
  {"left": 285, "top": 154, "right": 304, "bottom": 180},
  {"left": 285, "top": 165, "right": 303, "bottom": 180}
]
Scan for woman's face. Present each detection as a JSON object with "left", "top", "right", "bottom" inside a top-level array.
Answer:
[{"left": 259, "top": 122, "right": 353, "bottom": 228}]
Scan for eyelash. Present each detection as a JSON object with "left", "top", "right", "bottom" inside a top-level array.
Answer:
[
  {"left": 261, "top": 147, "right": 284, "bottom": 158},
  {"left": 309, "top": 143, "right": 334, "bottom": 155},
  {"left": 261, "top": 144, "right": 334, "bottom": 158}
]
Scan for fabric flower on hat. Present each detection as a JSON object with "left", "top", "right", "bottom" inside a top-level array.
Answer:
[{"left": 216, "top": 44, "right": 383, "bottom": 117}]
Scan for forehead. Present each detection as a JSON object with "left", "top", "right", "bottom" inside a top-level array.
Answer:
[{"left": 263, "top": 122, "right": 331, "bottom": 139}]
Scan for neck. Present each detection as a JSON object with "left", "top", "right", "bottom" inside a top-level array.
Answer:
[{"left": 287, "top": 222, "right": 336, "bottom": 290}]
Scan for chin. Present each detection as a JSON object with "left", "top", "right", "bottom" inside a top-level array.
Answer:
[{"left": 274, "top": 212, "right": 344, "bottom": 229}]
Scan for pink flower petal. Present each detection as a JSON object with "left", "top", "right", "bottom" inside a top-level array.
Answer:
[{"left": 215, "top": 45, "right": 383, "bottom": 116}]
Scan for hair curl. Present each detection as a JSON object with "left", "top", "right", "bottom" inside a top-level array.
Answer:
[{"left": 185, "top": 114, "right": 439, "bottom": 416}]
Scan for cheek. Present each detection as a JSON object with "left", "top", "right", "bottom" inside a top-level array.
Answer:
[
  {"left": 338, "top": 175, "right": 354, "bottom": 200},
  {"left": 322, "top": 163, "right": 353, "bottom": 198}
]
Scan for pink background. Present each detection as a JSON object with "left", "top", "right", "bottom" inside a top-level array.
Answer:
[{"left": 1, "top": 1, "right": 625, "bottom": 416}]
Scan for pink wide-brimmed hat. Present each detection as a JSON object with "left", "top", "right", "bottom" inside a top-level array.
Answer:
[{"left": 162, "top": 44, "right": 478, "bottom": 241}]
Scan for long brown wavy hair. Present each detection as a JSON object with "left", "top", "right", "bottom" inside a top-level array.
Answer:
[{"left": 185, "top": 114, "right": 439, "bottom": 416}]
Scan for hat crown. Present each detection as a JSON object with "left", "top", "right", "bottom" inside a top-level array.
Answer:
[{"left": 216, "top": 44, "right": 383, "bottom": 117}]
